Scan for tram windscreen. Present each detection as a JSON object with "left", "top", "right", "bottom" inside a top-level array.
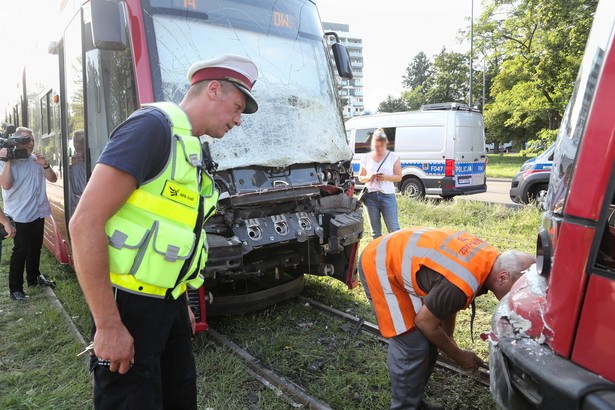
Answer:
[{"left": 143, "top": 0, "right": 352, "bottom": 170}]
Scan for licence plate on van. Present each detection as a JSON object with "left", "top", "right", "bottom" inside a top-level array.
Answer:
[{"left": 457, "top": 176, "right": 471, "bottom": 186}]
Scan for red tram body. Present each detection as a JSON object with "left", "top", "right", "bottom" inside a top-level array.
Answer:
[
  {"left": 4, "top": 0, "right": 363, "bottom": 332},
  {"left": 489, "top": 2, "right": 615, "bottom": 407}
]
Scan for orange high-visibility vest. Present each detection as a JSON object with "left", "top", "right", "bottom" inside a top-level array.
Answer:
[{"left": 361, "top": 227, "right": 501, "bottom": 338}]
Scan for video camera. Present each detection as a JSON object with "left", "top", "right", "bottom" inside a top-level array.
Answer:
[{"left": 0, "top": 123, "right": 30, "bottom": 162}]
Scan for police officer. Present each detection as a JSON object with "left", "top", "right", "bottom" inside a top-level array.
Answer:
[
  {"left": 70, "top": 54, "right": 258, "bottom": 409},
  {"left": 359, "top": 227, "right": 535, "bottom": 410}
]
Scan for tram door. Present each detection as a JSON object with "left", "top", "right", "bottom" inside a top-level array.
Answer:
[
  {"left": 60, "top": 10, "right": 87, "bottom": 221},
  {"left": 60, "top": 4, "right": 138, "bottom": 226}
]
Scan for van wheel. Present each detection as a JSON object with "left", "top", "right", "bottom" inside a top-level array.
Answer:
[
  {"left": 528, "top": 183, "right": 548, "bottom": 210},
  {"left": 400, "top": 177, "right": 425, "bottom": 199}
]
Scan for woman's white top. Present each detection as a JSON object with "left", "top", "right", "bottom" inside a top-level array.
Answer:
[{"left": 360, "top": 151, "right": 400, "bottom": 194}]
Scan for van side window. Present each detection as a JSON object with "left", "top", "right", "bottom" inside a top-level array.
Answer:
[
  {"left": 355, "top": 127, "right": 396, "bottom": 154},
  {"left": 595, "top": 192, "right": 615, "bottom": 273}
]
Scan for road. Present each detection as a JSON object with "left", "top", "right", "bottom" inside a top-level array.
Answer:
[{"left": 458, "top": 178, "right": 522, "bottom": 208}]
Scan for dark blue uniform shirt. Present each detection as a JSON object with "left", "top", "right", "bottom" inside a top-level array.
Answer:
[{"left": 97, "top": 109, "right": 171, "bottom": 186}]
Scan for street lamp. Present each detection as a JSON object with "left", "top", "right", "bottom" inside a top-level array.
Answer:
[{"left": 469, "top": 0, "right": 474, "bottom": 108}]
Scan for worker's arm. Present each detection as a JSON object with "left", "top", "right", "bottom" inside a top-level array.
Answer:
[
  {"left": 376, "top": 158, "right": 402, "bottom": 183},
  {"left": 0, "top": 150, "right": 14, "bottom": 190},
  {"left": 441, "top": 312, "right": 457, "bottom": 340},
  {"left": 414, "top": 305, "right": 482, "bottom": 370},
  {"left": 69, "top": 164, "right": 137, "bottom": 374}
]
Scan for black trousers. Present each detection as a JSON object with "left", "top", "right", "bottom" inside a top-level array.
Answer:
[
  {"left": 8, "top": 217, "right": 45, "bottom": 293},
  {"left": 91, "top": 289, "right": 197, "bottom": 410}
]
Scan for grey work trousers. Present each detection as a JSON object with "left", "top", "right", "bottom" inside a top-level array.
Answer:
[{"left": 359, "top": 255, "right": 439, "bottom": 410}]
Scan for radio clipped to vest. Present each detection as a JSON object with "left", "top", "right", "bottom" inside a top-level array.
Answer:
[{"left": 106, "top": 102, "right": 219, "bottom": 299}]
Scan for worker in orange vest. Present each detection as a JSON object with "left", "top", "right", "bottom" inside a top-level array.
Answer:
[{"left": 359, "top": 227, "right": 535, "bottom": 410}]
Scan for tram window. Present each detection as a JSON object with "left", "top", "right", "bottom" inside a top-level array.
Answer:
[
  {"left": 39, "top": 91, "right": 55, "bottom": 136},
  {"left": 595, "top": 191, "right": 615, "bottom": 273},
  {"left": 40, "top": 95, "right": 48, "bottom": 135},
  {"left": 65, "top": 13, "right": 85, "bottom": 216},
  {"left": 84, "top": 3, "right": 137, "bottom": 172},
  {"left": 13, "top": 105, "right": 19, "bottom": 127}
]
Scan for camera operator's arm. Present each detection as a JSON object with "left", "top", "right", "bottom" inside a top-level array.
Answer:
[
  {"left": 0, "top": 149, "right": 14, "bottom": 190},
  {"left": 34, "top": 152, "right": 57, "bottom": 183}
]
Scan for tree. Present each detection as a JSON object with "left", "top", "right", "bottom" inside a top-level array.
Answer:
[
  {"left": 474, "top": 0, "right": 597, "bottom": 148},
  {"left": 402, "top": 51, "right": 431, "bottom": 90},
  {"left": 398, "top": 49, "right": 471, "bottom": 110},
  {"left": 423, "top": 48, "right": 469, "bottom": 104},
  {"left": 378, "top": 95, "right": 409, "bottom": 113},
  {"left": 402, "top": 85, "right": 428, "bottom": 110}
]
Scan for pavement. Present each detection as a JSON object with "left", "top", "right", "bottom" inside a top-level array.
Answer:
[{"left": 458, "top": 178, "right": 524, "bottom": 209}]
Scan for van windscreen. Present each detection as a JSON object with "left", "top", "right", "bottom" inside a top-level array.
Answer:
[{"left": 355, "top": 127, "right": 395, "bottom": 153}]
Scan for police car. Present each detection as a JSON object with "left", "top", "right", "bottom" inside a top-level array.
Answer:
[
  {"left": 509, "top": 143, "right": 555, "bottom": 209},
  {"left": 347, "top": 103, "right": 488, "bottom": 199}
]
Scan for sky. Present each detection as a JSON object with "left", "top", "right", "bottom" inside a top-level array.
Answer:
[
  {"left": 0, "top": 0, "right": 480, "bottom": 115},
  {"left": 316, "top": 0, "right": 480, "bottom": 111}
]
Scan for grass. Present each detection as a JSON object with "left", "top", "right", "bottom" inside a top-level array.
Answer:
[
  {"left": 0, "top": 197, "right": 542, "bottom": 409},
  {"left": 486, "top": 153, "right": 537, "bottom": 179},
  {"left": 0, "top": 240, "right": 92, "bottom": 409}
]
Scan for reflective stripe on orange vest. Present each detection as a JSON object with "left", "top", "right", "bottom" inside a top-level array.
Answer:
[{"left": 361, "top": 227, "right": 500, "bottom": 338}]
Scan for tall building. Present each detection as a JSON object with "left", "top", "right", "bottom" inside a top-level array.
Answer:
[{"left": 322, "top": 22, "right": 364, "bottom": 117}]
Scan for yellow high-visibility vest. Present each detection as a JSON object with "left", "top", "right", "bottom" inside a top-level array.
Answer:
[{"left": 106, "top": 102, "right": 219, "bottom": 299}]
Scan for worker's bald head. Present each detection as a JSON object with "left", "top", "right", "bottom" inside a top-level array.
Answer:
[{"left": 488, "top": 251, "right": 536, "bottom": 300}]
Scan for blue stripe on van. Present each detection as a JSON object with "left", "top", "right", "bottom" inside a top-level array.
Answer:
[
  {"left": 401, "top": 162, "right": 446, "bottom": 175},
  {"left": 456, "top": 162, "right": 486, "bottom": 176},
  {"left": 353, "top": 161, "right": 486, "bottom": 176}
]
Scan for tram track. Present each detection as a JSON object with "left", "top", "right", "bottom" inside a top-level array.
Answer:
[
  {"left": 298, "top": 295, "right": 491, "bottom": 388},
  {"left": 207, "top": 328, "right": 334, "bottom": 409}
]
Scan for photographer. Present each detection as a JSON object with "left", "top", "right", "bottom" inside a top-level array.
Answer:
[{"left": 0, "top": 127, "right": 56, "bottom": 301}]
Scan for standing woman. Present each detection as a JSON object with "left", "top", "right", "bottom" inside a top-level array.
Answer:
[{"left": 358, "top": 128, "right": 402, "bottom": 239}]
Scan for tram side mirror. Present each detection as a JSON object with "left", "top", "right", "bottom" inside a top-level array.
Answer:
[
  {"left": 325, "top": 32, "right": 353, "bottom": 80},
  {"left": 536, "top": 227, "right": 552, "bottom": 278},
  {"left": 90, "top": 0, "right": 127, "bottom": 51}
]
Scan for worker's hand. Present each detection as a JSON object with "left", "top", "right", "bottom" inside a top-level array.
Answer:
[
  {"left": 452, "top": 349, "right": 483, "bottom": 370},
  {"left": 0, "top": 148, "right": 8, "bottom": 159},
  {"left": 3, "top": 222, "right": 15, "bottom": 239},
  {"left": 187, "top": 305, "right": 196, "bottom": 341},
  {"left": 93, "top": 322, "right": 135, "bottom": 374}
]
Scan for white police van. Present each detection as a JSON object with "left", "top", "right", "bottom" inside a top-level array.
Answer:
[{"left": 346, "top": 103, "right": 487, "bottom": 199}]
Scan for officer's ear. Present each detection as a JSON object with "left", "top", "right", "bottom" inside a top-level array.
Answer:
[{"left": 207, "top": 80, "right": 223, "bottom": 101}]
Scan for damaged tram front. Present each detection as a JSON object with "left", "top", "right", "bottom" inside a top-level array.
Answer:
[
  {"left": 143, "top": 1, "right": 365, "bottom": 323},
  {"left": 5, "top": 0, "right": 363, "bottom": 331}
]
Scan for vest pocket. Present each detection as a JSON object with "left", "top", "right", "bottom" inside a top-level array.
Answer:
[
  {"left": 180, "top": 229, "right": 208, "bottom": 286},
  {"left": 133, "top": 221, "right": 196, "bottom": 289},
  {"left": 106, "top": 216, "right": 151, "bottom": 276},
  {"left": 172, "top": 135, "right": 201, "bottom": 185}
]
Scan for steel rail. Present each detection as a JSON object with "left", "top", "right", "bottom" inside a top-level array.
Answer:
[
  {"left": 207, "top": 328, "right": 333, "bottom": 410},
  {"left": 298, "top": 295, "right": 491, "bottom": 387}
]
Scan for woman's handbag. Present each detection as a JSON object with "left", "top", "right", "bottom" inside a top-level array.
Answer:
[{"left": 357, "top": 151, "right": 391, "bottom": 203}]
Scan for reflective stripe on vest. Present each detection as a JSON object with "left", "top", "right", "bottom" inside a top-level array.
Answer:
[
  {"left": 362, "top": 227, "right": 500, "bottom": 338},
  {"left": 106, "top": 102, "right": 218, "bottom": 299}
]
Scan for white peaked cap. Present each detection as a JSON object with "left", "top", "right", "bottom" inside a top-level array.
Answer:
[{"left": 187, "top": 54, "right": 259, "bottom": 114}]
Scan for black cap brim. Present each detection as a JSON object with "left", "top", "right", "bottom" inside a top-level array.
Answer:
[{"left": 233, "top": 83, "right": 258, "bottom": 114}]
